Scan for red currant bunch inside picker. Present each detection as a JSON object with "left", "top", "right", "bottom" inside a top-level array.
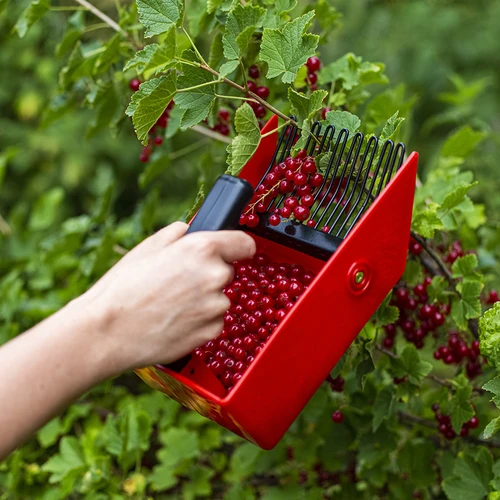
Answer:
[{"left": 136, "top": 118, "right": 419, "bottom": 451}]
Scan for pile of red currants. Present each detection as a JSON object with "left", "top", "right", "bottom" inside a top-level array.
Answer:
[
  {"left": 193, "top": 252, "right": 315, "bottom": 393},
  {"left": 434, "top": 333, "right": 483, "bottom": 379},
  {"left": 239, "top": 150, "right": 327, "bottom": 229}
]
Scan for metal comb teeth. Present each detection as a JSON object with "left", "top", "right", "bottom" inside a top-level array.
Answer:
[{"left": 246, "top": 121, "right": 406, "bottom": 260}]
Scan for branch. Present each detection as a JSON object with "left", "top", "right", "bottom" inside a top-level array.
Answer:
[
  {"left": 191, "top": 125, "right": 231, "bottom": 144},
  {"left": 375, "top": 345, "right": 485, "bottom": 395},
  {"left": 399, "top": 411, "right": 500, "bottom": 449},
  {"left": 198, "top": 63, "right": 298, "bottom": 127},
  {"left": 74, "top": 0, "right": 124, "bottom": 34}
]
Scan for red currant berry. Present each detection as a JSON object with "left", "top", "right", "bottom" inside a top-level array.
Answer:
[
  {"left": 468, "top": 416, "right": 479, "bottom": 429},
  {"left": 294, "top": 205, "right": 310, "bottom": 221},
  {"left": 487, "top": 290, "right": 499, "bottom": 304},
  {"left": 301, "top": 159, "right": 317, "bottom": 175},
  {"left": 307, "top": 219, "right": 316, "bottom": 228},
  {"left": 255, "top": 86, "right": 270, "bottom": 99},
  {"left": 321, "top": 107, "right": 331, "bottom": 120},
  {"left": 279, "top": 206, "right": 292, "bottom": 218},
  {"left": 254, "top": 105, "right": 266, "bottom": 118},
  {"left": 248, "top": 81, "right": 257, "bottom": 92},
  {"left": 331, "top": 410, "right": 344, "bottom": 423},
  {"left": 248, "top": 65, "right": 260, "bottom": 79},
  {"left": 129, "top": 78, "right": 141, "bottom": 91},
  {"left": 219, "top": 109, "right": 230, "bottom": 122},
  {"left": 310, "top": 173, "right": 324, "bottom": 187},
  {"left": 293, "top": 172, "right": 308, "bottom": 186},
  {"left": 301, "top": 194, "right": 315, "bottom": 207},
  {"left": 246, "top": 214, "right": 259, "bottom": 227},
  {"left": 409, "top": 241, "right": 423, "bottom": 255},
  {"left": 154, "top": 136, "right": 163, "bottom": 146},
  {"left": 306, "top": 56, "right": 321, "bottom": 73},
  {"left": 308, "top": 72, "right": 318, "bottom": 84},
  {"left": 279, "top": 180, "right": 294, "bottom": 194},
  {"left": 269, "top": 214, "right": 280, "bottom": 226}
]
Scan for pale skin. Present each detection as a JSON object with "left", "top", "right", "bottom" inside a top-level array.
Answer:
[{"left": 0, "top": 222, "right": 256, "bottom": 460}]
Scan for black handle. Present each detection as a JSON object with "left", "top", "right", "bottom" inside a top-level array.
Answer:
[
  {"left": 186, "top": 175, "right": 254, "bottom": 233},
  {"left": 165, "top": 175, "right": 254, "bottom": 373}
]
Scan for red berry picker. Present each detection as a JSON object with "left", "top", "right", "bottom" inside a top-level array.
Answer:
[{"left": 136, "top": 115, "right": 419, "bottom": 450}]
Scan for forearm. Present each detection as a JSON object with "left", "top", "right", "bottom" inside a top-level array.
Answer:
[{"left": 0, "top": 295, "right": 116, "bottom": 460}]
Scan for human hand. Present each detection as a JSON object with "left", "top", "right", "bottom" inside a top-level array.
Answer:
[{"left": 77, "top": 222, "right": 256, "bottom": 376}]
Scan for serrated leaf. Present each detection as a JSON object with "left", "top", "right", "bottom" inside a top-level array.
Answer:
[
  {"left": 449, "top": 383, "right": 473, "bottom": 433},
  {"left": 411, "top": 203, "right": 443, "bottom": 238},
  {"left": 137, "top": 0, "right": 184, "bottom": 38},
  {"left": 372, "top": 386, "right": 395, "bottom": 432},
  {"left": 186, "top": 184, "right": 205, "bottom": 221},
  {"left": 260, "top": 11, "right": 319, "bottom": 84},
  {"left": 451, "top": 254, "right": 481, "bottom": 281},
  {"left": 318, "top": 52, "right": 387, "bottom": 89},
  {"left": 375, "top": 294, "right": 399, "bottom": 326},
  {"left": 29, "top": 188, "right": 65, "bottom": 231},
  {"left": 483, "top": 376, "right": 500, "bottom": 408},
  {"left": 426, "top": 276, "right": 448, "bottom": 303},
  {"left": 158, "top": 427, "right": 200, "bottom": 467},
  {"left": 442, "top": 125, "right": 487, "bottom": 158},
  {"left": 483, "top": 417, "right": 500, "bottom": 440},
  {"left": 223, "top": 4, "right": 265, "bottom": 61},
  {"left": 322, "top": 110, "right": 361, "bottom": 139},
  {"left": 479, "top": 304, "right": 500, "bottom": 368},
  {"left": 226, "top": 103, "right": 261, "bottom": 176},
  {"left": 208, "top": 32, "right": 224, "bottom": 69},
  {"left": 439, "top": 182, "right": 478, "bottom": 212},
  {"left": 403, "top": 259, "right": 422, "bottom": 286},
  {"left": 124, "top": 31, "right": 176, "bottom": 76},
  {"left": 288, "top": 88, "right": 328, "bottom": 128},
  {"left": 219, "top": 59, "right": 239, "bottom": 78},
  {"left": 126, "top": 74, "right": 177, "bottom": 144},
  {"left": 14, "top": 0, "right": 49, "bottom": 38},
  {"left": 149, "top": 463, "right": 178, "bottom": 491},
  {"left": 393, "top": 344, "right": 433, "bottom": 385},
  {"left": 380, "top": 111, "right": 404, "bottom": 142},
  {"left": 442, "top": 449, "right": 493, "bottom": 500},
  {"left": 451, "top": 280, "right": 483, "bottom": 330},
  {"left": 175, "top": 55, "right": 216, "bottom": 129},
  {"left": 41, "top": 436, "right": 86, "bottom": 483}
]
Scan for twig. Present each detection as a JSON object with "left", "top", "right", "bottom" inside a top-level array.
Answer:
[
  {"left": 74, "top": 0, "right": 124, "bottom": 34},
  {"left": 113, "top": 244, "right": 127, "bottom": 255},
  {"left": 191, "top": 125, "right": 231, "bottom": 144},
  {"left": 375, "top": 345, "right": 485, "bottom": 395}
]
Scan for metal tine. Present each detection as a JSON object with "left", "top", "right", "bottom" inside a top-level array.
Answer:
[
  {"left": 314, "top": 132, "right": 364, "bottom": 228},
  {"left": 256, "top": 121, "right": 298, "bottom": 188},
  {"left": 309, "top": 128, "right": 350, "bottom": 226},
  {"left": 328, "top": 135, "right": 379, "bottom": 236},
  {"left": 333, "top": 136, "right": 380, "bottom": 237},
  {"left": 340, "top": 139, "right": 395, "bottom": 237},
  {"left": 320, "top": 132, "right": 365, "bottom": 230}
]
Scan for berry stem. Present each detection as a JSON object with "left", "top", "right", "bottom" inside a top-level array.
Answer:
[
  {"left": 260, "top": 121, "right": 292, "bottom": 138},
  {"left": 215, "top": 94, "right": 259, "bottom": 103},
  {"left": 177, "top": 79, "right": 224, "bottom": 92},
  {"left": 182, "top": 27, "right": 208, "bottom": 66}
]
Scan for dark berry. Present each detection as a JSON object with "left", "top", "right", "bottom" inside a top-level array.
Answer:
[
  {"left": 129, "top": 78, "right": 141, "bottom": 92},
  {"left": 269, "top": 214, "right": 280, "bottom": 226},
  {"left": 306, "top": 56, "right": 321, "bottom": 72},
  {"left": 255, "top": 86, "right": 270, "bottom": 99},
  {"left": 294, "top": 205, "right": 310, "bottom": 221},
  {"left": 248, "top": 65, "right": 260, "bottom": 79},
  {"left": 308, "top": 73, "right": 318, "bottom": 84},
  {"left": 331, "top": 410, "right": 344, "bottom": 423}
]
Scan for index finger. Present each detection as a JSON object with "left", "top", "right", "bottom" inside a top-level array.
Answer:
[{"left": 198, "top": 230, "right": 257, "bottom": 264}]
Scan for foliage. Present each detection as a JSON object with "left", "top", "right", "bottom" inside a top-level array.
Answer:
[{"left": 1, "top": 0, "right": 500, "bottom": 498}]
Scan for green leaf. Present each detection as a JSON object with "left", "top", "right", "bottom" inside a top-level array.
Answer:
[
  {"left": 42, "top": 437, "right": 86, "bottom": 483},
  {"left": 449, "top": 381, "right": 474, "bottom": 433},
  {"left": 451, "top": 254, "right": 481, "bottom": 281},
  {"left": 226, "top": 442, "right": 261, "bottom": 481},
  {"left": 440, "top": 183, "right": 478, "bottom": 212},
  {"left": 185, "top": 184, "right": 205, "bottom": 221},
  {"left": 38, "top": 418, "right": 63, "bottom": 448},
  {"left": 442, "top": 448, "right": 493, "bottom": 500},
  {"left": 226, "top": 103, "right": 261, "bottom": 176},
  {"left": 175, "top": 55, "right": 216, "bottom": 129},
  {"left": 29, "top": 188, "right": 65, "bottom": 231},
  {"left": 208, "top": 32, "right": 224, "bottom": 69},
  {"left": 411, "top": 203, "right": 443, "bottom": 238},
  {"left": 222, "top": 4, "right": 266, "bottom": 61},
  {"left": 149, "top": 463, "right": 178, "bottom": 491},
  {"left": 139, "top": 155, "right": 171, "bottom": 189},
  {"left": 260, "top": 11, "right": 319, "bottom": 84},
  {"left": 451, "top": 280, "right": 483, "bottom": 330},
  {"left": 14, "top": 0, "right": 50, "bottom": 38},
  {"left": 322, "top": 110, "right": 361, "bottom": 138},
  {"left": 158, "top": 427, "right": 200, "bottom": 467},
  {"left": 393, "top": 344, "right": 433, "bottom": 385},
  {"left": 483, "top": 376, "right": 500, "bottom": 408},
  {"left": 483, "top": 417, "right": 500, "bottom": 440},
  {"left": 137, "top": 0, "right": 184, "bottom": 38},
  {"left": 375, "top": 294, "right": 399, "bottom": 326},
  {"left": 402, "top": 259, "right": 422, "bottom": 286},
  {"left": 480, "top": 304, "right": 500, "bottom": 368},
  {"left": 288, "top": 88, "right": 328, "bottom": 128},
  {"left": 124, "top": 31, "right": 176, "bottom": 76},
  {"left": 426, "top": 276, "right": 449, "bottom": 304},
  {"left": 126, "top": 74, "right": 177, "bottom": 144},
  {"left": 372, "top": 386, "right": 395, "bottom": 432},
  {"left": 182, "top": 466, "right": 214, "bottom": 499},
  {"left": 397, "top": 439, "right": 437, "bottom": 486},
  {"left": 219, "top": 59, "right": 240, "bottom": 78},
  {"left": 441, "top": 126, "right": 487, "bottom": 158},
  {"left": 318, "top": 53, "right": 388, "bottom": 89},
  {"left": 380, "top": 111, "right": 404, "bottom": 142}
]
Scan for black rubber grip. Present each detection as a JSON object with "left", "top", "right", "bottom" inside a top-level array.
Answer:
[
  {"left": 187, "top": 175, "right": 254, "bottom": 233},
  {"left": 165, "top": 175, "right": 254, "bottom": 373}
]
